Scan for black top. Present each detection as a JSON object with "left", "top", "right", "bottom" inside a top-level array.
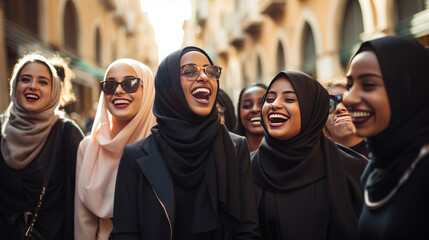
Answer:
[
  {"left": 111, "top": 133, "right": 260, "bottom": 240},
  {"left": 252, "top": 71, "right": 367, "bottom": 240},
  {"left": 0, "top": 118, "right": 84, "bottom": 240},
  {"left": 351, "top": 36, "right": 429, "bottom": 239},
  {"left": 350, "top": 140, "right": 370, "bottom": 158},
  {"left": 112, "top": 46, "right": 260, "bottom": 239}
]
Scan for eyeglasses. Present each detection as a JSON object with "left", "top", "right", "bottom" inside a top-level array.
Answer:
[
  {"left": 329, "top": 94, "right": 343, "bottom": 113},
  {"left": 180, "top": 64, "right": 222, "bottom": 81},
  {"left": 100, "top": 78, "right": 142, "bottom": 95}
]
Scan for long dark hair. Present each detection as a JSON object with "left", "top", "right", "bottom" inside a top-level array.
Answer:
[{"left": 235, "top": 83, "right": 267, "bottom": 136}]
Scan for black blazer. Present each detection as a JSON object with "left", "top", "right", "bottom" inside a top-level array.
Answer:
[{"left": 111, "top": 133, "right": 260, "bottom": 240}]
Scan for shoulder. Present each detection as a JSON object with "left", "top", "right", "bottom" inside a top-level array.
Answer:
[
  {"left": 123, "top": 134, "right": 154, "bottom": 159},
  {"left": 337, "top": 143, "right": 368, "bottom": 167},
  {"left": 60, "top": 118, "right": 84, "bottom": 139},
  {"left": 228, "top": 131, "right": 247, "bottom": 147}
]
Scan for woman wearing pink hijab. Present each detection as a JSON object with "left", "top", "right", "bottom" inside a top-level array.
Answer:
[{"left": 74, "top": 59, "right": 156, "bottom": 239}]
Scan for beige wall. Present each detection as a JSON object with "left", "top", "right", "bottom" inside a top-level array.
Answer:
[
  {"left": 184, "top": 0, "right": 429, "bottom": 105},
  {"left": 0, "top": 0, "right": 158, "bottom": 115}
]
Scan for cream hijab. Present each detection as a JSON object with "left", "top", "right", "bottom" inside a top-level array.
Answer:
[
  {"left": 1, "top": 54, "right": 62, "bottom": 169},
  {"left": 77, "top": 59, "right": 156, "bottom": 218}
]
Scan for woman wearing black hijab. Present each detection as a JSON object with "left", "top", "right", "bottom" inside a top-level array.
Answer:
[
  {"left": 251, "top": 71, "right": 367, "bottom": 240},
  {"left": 111, "top": 46, "right": 260, "bottom": 239},
  {"left": 343, "top": 36, "right": 429, "bottom": 239}
]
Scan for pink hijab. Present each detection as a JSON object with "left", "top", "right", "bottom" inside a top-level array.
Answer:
[{"left": 77, "top": 59, "right": 156, "bottom": 218}]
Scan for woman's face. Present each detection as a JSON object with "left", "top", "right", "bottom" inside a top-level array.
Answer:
[
  {"left": 262, "top": 77, "right": 301, "bottom": 140},
  {"left": 104, "top": 63, "right": 143, "bottom": 122},
  {"left": 16, "top": 62, "right": 52, "bottom": 112},
  {"left": 343, "top": 51, "right": 391, "bottom": 138},
  {"left": 325, "top": 86, "right": 356, "bottom": 139},
  {"left": 180, "top": 51, "right": 218, "bottom": 117},
  {"left": 240, "top": 86, "right": 265, "bottom": 136}
]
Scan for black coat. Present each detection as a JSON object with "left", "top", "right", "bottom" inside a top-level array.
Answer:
[{"left": 111, "top": 133, "right": 260, "bottom": 240}]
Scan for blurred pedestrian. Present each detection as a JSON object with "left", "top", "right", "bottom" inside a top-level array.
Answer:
[
  {"left": 252, "top": 71, "right": 367, "bottom": 240},
  {"left": 75, "top": 59, "right": 156, "bottom": 239},
  {"left": 0, "top": 53, "right": 84, "bottom": 240},
  {"left": 323, "top": 78, "right": 369, "bottom": 157},
  {"left": 216, "top": 88, "right": 236, "bottom": 131},
  {"left": 343, "top": 36, "right": 429, "bottom": 239},
  {"left": 111, "top": 46, "right": 260, "bottom": 239},
  {"left": 235, "top": 83, "right": 267, "bottom": 152}
]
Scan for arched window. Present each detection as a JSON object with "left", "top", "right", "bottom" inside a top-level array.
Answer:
[
  {"left": 257, "top": 56, "right": 263, "bottom": 83},
  {"left": 302, "top": 23, "right": 316, "bottom": 77},
  {"left": 6, "top": 0, "right": 39, "bottom": 36},
  {"left": 95, "top": 28, "right": 101, "bottom": 65},
  {"left": 64, "top": 0, "right": 79, "bottom": 53},
  {"left": 340, "top": 0, "right": 363, "bottom": 66},
  {"left": 276, "top": 41, "right": 285, "bottom": 72}
]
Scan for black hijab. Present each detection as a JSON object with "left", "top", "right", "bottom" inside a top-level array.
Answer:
[
  {"left": 151, "top": 46, "right": 241, "bottom": 233},
  {"left": 252, "top": 71, "right": 361, "bottom": 239},
  {"left": 353, "top": 36, "right": 429, "bottom": 202}
]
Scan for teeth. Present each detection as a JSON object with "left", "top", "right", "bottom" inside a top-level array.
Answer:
[
  {"left": 25, "top": 94, "right": 39, "bottom": 99},
  {"left": 113, "top": 99, "right": 131, "bottom": 105},
  {"left": 269, "top": 114, "right": 288, "bottom": 120},
  {"left": 350, "top": 112, "right": 371, "bottom": 118},
  {"left": 250, "top": 117, "right": 260, "bottom": 122},
  {"left": 192, "top": 88, "right": 210, "bottom": 95}
]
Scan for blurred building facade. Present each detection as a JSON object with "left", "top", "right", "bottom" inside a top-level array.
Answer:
[
  {"left": 183, "top": 0, "right": 429, "bottom": 103},
  {"left": 0, "top": 0, "right": 158, "bottom": 117}
]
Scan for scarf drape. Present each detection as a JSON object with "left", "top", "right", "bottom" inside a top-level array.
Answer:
[
  {"left": 353, "top": 36, "right": 429, "bottom": 203},
  {"left": 151, "top": 46, "right": 241, "bottom": 234},
  {"left": 252, "top": 71, "right": 360, "bottom": 239},
  {"left": 77, "top": 59, "right": 156, "bottom": 218},
  {"left": 1, "top": 54, "right": 62, "bottom": 169}
]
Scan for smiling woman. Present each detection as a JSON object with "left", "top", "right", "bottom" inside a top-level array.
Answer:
[
  {"left": 75, "top": 58, "right": 156, "bottom": 240},
  {"left": 251, "top": 71, "right": 367, "bottom": 240},
  {"left": 111, "top": 46, "right": 260, "bottom": 239}
]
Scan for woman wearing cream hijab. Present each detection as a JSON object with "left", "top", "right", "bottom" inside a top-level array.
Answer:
[{"left": 75, "top": 59, "right": 156, "bottom": 239}]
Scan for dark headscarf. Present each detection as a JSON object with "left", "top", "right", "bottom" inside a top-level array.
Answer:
[
  {"left": 235, "top": 83, "right": 267, "bottom": 136},
  {"left": 353, "top": 36, "right": 429, "bottom": 202},
  {"left": 252, "top": 71, "right": 362, "bottom": 239},
  {"left": 151, "top": 46, "right": 241, "bottom": 233},
  {"left": 217, "top": 88, "right": 236, "bottom": 131}
]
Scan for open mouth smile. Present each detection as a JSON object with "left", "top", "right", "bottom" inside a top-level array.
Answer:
[
  {"left": 113, "top": 98, "right": 132, "bottom": 108},
  {"left": 191, "top": 87, "right": 211, "bottom": 104},
  {"left": 25, "top": 93, "right": 40, "bottom": 102},
  {"left": 350, "top": 111, "right": 372, "bottom": 125},
  {"left": 268, "top": 112, "right": 288, "bottom": 127}
]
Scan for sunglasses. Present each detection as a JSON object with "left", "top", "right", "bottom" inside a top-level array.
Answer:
[
  {"left": 329, "top": 94, "right": 343, "bottom": 113},
  {"left": 100, "top": 78, "right": 142, "bottom": 95},
  {"left": 180, "top": 64, "right": 222, "bottom": 81}
]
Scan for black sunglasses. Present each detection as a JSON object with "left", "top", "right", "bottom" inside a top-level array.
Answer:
[
  {"left": 180, "top": 64, "right": 222, "bottom": 81},
  {"left": 329, "top": 94, "right": 343, "bottom": 113},
  {"left": 100, "top": 78, "right": 142, "bottom": 95}
]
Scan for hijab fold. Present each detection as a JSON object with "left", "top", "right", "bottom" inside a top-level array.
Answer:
[
  {"left": 252, "top": 71, "right": 360, "bottom": 239},
  {"left": 77, "top": 59, "right": 156, "bottom": 218},
  {"left": 151, "top": 46, "right": 241, "bottom": 234},
  {"left": 1, "top": 54, "right": 62, "bottom": 169},
  {"left": 354, "top": 36, "right": 429, "bottom": 203}
]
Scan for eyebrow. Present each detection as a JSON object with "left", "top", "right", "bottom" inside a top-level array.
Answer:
[
  {"left": 19, "top": 74, "right": 50, "bottom": 81},
  {"left": 282, "top": 90, "right": 296, "bottom": 94},
  {"left": 106, "top": 75, "right": 136, "bottom": 81},
  {"left": 347, "top": 73, "right": 383, "bottom": 80}
]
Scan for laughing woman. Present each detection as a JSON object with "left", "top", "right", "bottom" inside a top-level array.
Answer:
[
  {"left": 235, "top": 83, "right": 267, "bottom": 152},
  {"left": 251, "top": 71, "right": 367, "bottom": 240},
  {"left": 111, "top": 46, "right": 260, "bottom": 239},
  {"left": 75, "top": 59, "right": 156, "bottom": 239},
  {"left": 343, "top": 36, "right": 429, "bottom": 239},
  {"left": 0, "top": 53, "right": 84, "bottom": 240}
]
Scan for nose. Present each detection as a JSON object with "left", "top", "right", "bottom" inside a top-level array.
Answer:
[
  {"left": 29, "top": 80, "right": 37, "bottom": 91},
  {"left": 335, "top": 102, "right": 349, "bottom": 114},
  {"left": 270, "top": 97, "right": 282, "bottom": 110},
  {"left": 196, "top": 68, "right": 209, "bottom": 82},
  {"left": 343, "top": 87, "right": 359, "bottom": 109},
  {"left": 114, "top": 82, "right": 125, "bottom": 94}
]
